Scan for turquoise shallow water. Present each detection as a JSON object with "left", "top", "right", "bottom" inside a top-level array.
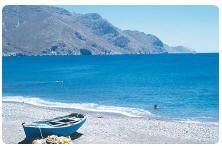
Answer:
[{"left": 2, "top": 54, "right": 219, "bottom": 122}]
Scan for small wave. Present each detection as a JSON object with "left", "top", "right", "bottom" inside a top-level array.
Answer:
[
  {"left": 10, "top": 80, "right": 64, "bottom": 85},
  {"left": 30, "top": 80, "right": 64, "bottom": 84},
  {"left": 54, "top": 80, "right": 63, "bottom": 83},
  {"left": 174, "top": 118, "right": 219, "bottom": 126},
  {"left": 2, "top": 96, "right": 152, "bottom": 118}
]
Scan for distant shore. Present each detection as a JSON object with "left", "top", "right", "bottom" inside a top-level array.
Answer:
[
  {"left": 2, "top": 102, "right": 218, "bottom": 144},
  {"left": 2, "top": 52, "right": 204, "bottom": 57}
]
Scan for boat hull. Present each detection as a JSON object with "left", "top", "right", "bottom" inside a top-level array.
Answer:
[{"left": 23, "top": 118, "right": 86, "bottom": 140}]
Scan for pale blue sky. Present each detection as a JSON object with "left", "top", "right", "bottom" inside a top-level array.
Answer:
[{"left": 57, "top": 5, "right": 218, "bottom": 53}]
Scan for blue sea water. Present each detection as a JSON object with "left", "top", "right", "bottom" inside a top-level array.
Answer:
[{"left": 2, "top": 54, "right": 219, "bottom": 122}]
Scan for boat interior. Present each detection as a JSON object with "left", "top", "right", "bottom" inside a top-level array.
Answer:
[
  {"left": 25, "top": 113, "right": 85, "bottom": 127},
  {"left": 48, "top": 117, "right": 81, "bottom": 127}
]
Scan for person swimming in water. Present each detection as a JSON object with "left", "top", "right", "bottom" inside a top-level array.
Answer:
[{"left": 153, "top": 104, "right": 158, "bottom": 109}]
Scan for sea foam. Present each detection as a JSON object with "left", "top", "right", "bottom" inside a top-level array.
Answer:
[{"left": 2, "top": 96, "right": 153, "bottom": 118}]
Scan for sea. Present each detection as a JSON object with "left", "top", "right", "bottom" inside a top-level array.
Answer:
[{"left": 2, "top": 53, "right": 219, "bottom": 124}]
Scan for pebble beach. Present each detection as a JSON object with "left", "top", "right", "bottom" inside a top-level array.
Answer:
[{"left": 2, "top": 102, "right": 219, "bottom": 144}]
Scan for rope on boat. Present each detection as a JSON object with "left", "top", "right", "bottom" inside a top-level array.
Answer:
[{"left": 38, "top": 127, "right": 44, "bottom": 140}]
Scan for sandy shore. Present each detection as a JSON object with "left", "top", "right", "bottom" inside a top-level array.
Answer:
[{"left": 2, "top": 102, "right": 219, "bottom": 144}]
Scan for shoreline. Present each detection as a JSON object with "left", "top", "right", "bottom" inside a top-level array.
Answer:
[
  {"left": 3, "top": 96, "right": 219, "bottom": 124},
  {"left": 2, "top": 102, "right": 219, "bottom": 144},
  {"left": 3, "top": 53, "right": 219, "bottom": 57}
]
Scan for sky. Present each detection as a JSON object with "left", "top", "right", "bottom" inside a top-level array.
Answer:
[{"left": 58, "top": 5, "right": 218, "bottom": 53}]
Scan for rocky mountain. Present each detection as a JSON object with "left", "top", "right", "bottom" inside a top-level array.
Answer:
[
  {"left": 2, "top": 5, "right": 194, "bottom": 56},
  {"left": 164, "top": 44, "right": 195, "bottom": 54}
]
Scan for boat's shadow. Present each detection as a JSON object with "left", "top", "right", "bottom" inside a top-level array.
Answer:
[
  {"left": 18, "top": 132, "right": 83, "bottom": 144},
  {"left": 70, "top": 132, "right": 83, "bottom": 140}
]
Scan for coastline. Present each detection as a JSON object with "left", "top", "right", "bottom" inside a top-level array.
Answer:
[
  {"left": 3, "top": 52, "right": 219, "bottom": 57},
  {"left": 2, "top": 102, "right": 219, "bottom": 144}
]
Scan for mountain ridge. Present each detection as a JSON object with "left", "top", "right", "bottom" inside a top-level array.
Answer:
[{"left": 2, "top": 5, "right": 195, "bottom": 56}]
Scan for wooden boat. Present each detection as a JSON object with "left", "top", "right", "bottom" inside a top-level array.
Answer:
[{"left": 22, "top": 113, "right": 86, "bottom": 140}]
